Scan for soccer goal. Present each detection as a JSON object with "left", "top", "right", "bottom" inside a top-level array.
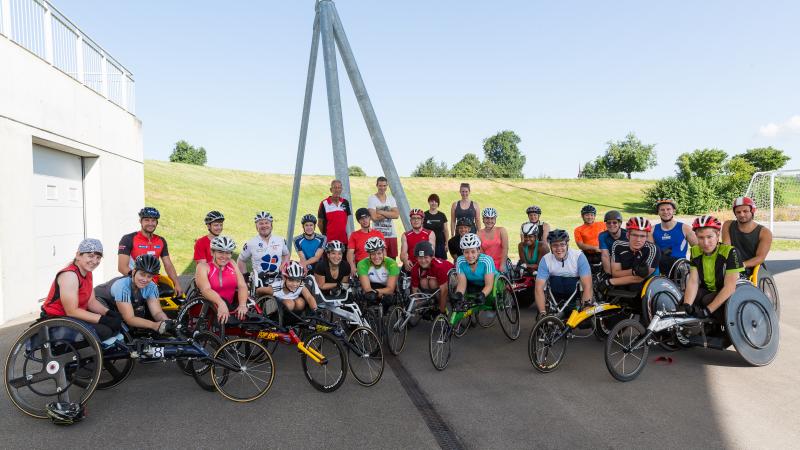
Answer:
[{"left": 745, "top": 169, "right": 800, "bottom": 238}]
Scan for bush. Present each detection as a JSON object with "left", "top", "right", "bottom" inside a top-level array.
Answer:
[
  {"left": 348, "top": 166, "right": 366, "bottom": 177},
  {"left": 644, "top": 176, "right": 723, "bottom": 215},
  {"left": 411, "top": 158, "right": 449, "bottom": 177},
  {"left": 169, "top": 140, "right": 207, "bottom": 166}
]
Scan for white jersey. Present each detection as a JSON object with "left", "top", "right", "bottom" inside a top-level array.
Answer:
[
  {"left": 272, "top": 281, "right": 304, "bottom": 301},
  {"left": 239, "top": 234, "right": 289, "bottom": 275},
  {"left": 367, "top": 194, "right": 398, "bottom": 238}
]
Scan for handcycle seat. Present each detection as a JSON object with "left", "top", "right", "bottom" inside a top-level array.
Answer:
[{"left": 607, "top": 288, "right": 639, "bottom": 299}]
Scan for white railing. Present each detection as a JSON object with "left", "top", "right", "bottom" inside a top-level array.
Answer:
[{"left": 0, "top": 0, "right": 135, "bottom": 114}]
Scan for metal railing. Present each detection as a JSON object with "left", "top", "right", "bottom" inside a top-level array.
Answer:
[{"left": 0, "top": 0, "right": 135, "bottom": 114}]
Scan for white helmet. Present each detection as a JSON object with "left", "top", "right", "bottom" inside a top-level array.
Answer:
[
  {"left": 482, "top": 207, "right": 498, "bottom": 218},
  {"left": 364, "top": 236, "right": 386, "bottom": 253},
  {"left": 254, "top": 211, "right": 273, "bottom": 223},
  {"left": 521, "top": 222, "right": 539, "bottom": 237},
  {"left": 325, "top": 240, "right": 345, "bottom": 253},
  {"left": 459, "top": 233, "right": 482, "bottom": 250},
  {"left": 210, "top": 235, "right": 236, "bottom": 252},
  {"left": 284, "top": 260, "right": 305, "bottom": 279}
]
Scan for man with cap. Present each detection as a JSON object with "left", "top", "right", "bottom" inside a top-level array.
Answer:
[
  {"left": 400, "top": 208, "right": 436, "bottom": 272},
  {"left": 347, "top": 207, "right": 385, "bottom": 273},
  {"left": 410, "top": 241, "right": 454, "bottom": 314}
]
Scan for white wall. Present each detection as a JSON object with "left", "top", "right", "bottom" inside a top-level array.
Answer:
[{"left": 0, "top": 37, "right": 143, "bottom": 323}]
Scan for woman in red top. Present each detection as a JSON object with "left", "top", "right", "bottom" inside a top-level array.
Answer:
[
  {"left": 41, "top": 239, "right": 122, "bottom": 340},
  {"left": 195, "top": 235, "right": 249, "bottom": 325}
]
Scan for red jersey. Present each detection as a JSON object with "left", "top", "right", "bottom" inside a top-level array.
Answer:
[
  {"left": 411, "top": 258, "right": 454, "bottom": 290},
  {"left": 404, "top": 228, "right": 432, "bottom": 266},
  {"left": 42, "top": 264, "right": 94, "bottom": 316},
  {"left": 194, "top": 235, "right": 212, "bottom": 264},
  {"left": 348, "top": 229, "right": 385, "bottom": 265},
  {"left": 318, "top": 197, "right": 351, "bottom": 245}
]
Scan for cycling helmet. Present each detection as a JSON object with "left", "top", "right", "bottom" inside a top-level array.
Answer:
[
  {"left": 655, "top": 198, "right": 677, "bottom": 212},
  {"left": 414, "top": 241, "right": 435, "bottom": 257},
  {"left": 409, "top": 208, "right": 424, "bottom": 219},
  {"left": 210, "top": 235, "right": 236, "bottom": 252},
  {"left": 364, "top": 236, "right": 386, "bottom": 253},
  {"left": 46, "top": 402, "right": 85, "bottom": 425},
  {"left": 356, "top": 208, "right": 371, "bottom": 220},
  {"left": 254, "top": 211, "right": 273, "bottom": 223},
  {"left": 482, "top": 207, "right": 498, "bottom": 218},
  {"left": 692, "top": 215, "right": 722, "bottom": 231},
  {"left": 77, "top": 238, "right": 103, "bottom": 254},
  {"left": 546, "top": 229, "right": 570, "bottom": 244},
  {"left": 301, "top": 214, "right": 317, "bottom": 225},
  {"left": 204, "top": 210, "right": 225, "bottom": 225},
  {"left": 732, "top": 196, "right": 757, "bottom": 214},
  {"left": 325, "top": 240, "right": 345, "bottom": 253},
  {"left": 456, "top": 217, "right": 472, "bottom": 228},
  {"left": 459, "top": 233, "right": 482, "bottom": 249},
  {"left": 138, "top": 207, "right": 160, "bottom": 219},
  {"left": 134, "top": 254, "right": 161, "bottom": 274},
  {"left": 626, "top": 216, "right": 653, "bottom": 232},
  {"left": 580, "top": 205, "right": 597, "bottom": 215},
  {"left": 521, "top": 222, "right": 539, "bottom": 237},
  {"left": 526, "top": 205, "right": 542, "bottom": 215},
  {"left": 604, "top": 210, "right": 623, "bottom": 222},
  {"left": 284, "top": 260, "right": 305, "bottom": 279}
]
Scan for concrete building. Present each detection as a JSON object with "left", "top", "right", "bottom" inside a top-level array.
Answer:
[{"left": 0, "top": 0, "right": 142, "bottom": 324}]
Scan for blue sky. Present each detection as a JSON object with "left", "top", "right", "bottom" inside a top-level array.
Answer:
[{"left": 55, "top": 0, "right": 800, "bottom": 178}]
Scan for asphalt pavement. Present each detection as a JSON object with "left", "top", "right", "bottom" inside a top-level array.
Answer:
[{"left": 2, "top": 252, "right": 798, "bottom": 449}]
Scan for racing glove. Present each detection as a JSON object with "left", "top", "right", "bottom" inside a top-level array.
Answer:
[
  {"left": 475, "top": 292, "right": 487, "bottom": 304},
  {"left": 105, "top": 310, "right": 122, "bottom": 320},
  {"left": 158, "top": 319, "right": 177, "bottom": 335},
  {"left": 682, "top": 303, "right": 694, "bottom": 315},
  {"left": 450, "top": 292, "right": 464, "bottom": 302},
  {"left": 692, "top": 304, "right": 711, "bottom": 319},
  {"left": 99, "top": 314, "right": 122, "bottom": 332},
  {"left": 633, "top": 262, "right": 650, "bottom": 278}
]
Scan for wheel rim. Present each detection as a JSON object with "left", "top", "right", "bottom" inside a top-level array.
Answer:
[
  {"left": 530, "top": 318, "right": 566, "bottom": 370},
  {"left": 303, "top": 334, "right": 345, "bottom": 391},
  {"left": 607, "top": 323, "right": 646, "bottom": 378},
  {"left": 347, "top": 327, "right": 384, "bottom": 387},
  {"left": 429, "top": 316, "right": 451, "bottom": 370},
  {"left": 496, "top": 284, "right": 521, "bottom": 339},
  {"left": 212, "top": 339, "right": 274, "bottom": 402},
  {"left": 759, "top": 278, "right": 779, "bottom": 315},
  {"left": 386, "top": 307, "right": 407, "bottom": 355},
  {"left": 454, "top": 315, "right": 470, "bottom": 337}
]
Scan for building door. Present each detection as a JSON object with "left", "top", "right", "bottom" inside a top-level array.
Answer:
[{"left": 32, "top": 145, "right": 85, "bottom": 301}]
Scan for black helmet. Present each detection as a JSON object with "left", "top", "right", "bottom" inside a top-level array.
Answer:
[
  {"left": 414, "top": 241, "right": 435, "bottom": 258},
  {"left": 204, "top": 210, "right": 225, "bottom": 225},
  {"left": 604, "top": 210, "right": 623, "bottom": 222},
  {"left": 455, "top": 217, "right": 472, "bottom": 228},
  {"left": 525, "top": 205, "right": 542, "bottom": 215},
  {"left": 46, "top": 402, "right": 85, "bottom": 425},
  {"left": 580, "top": 205, "right": 597, "bottom": 215},
  {"left": 138, "top": 206, "right": 160, "bottom": 219},
  {"left": 547, "top": 229, "right": 570, "bottom": 244},
  {"left": 134, "top": 254, "right": 161, "bottom": 274},
  {"left": 356, "top": 208, "right": 371, "bottom": 220},
  {"left": 301, "top": 214, "right": 317, "bottom": 225}
]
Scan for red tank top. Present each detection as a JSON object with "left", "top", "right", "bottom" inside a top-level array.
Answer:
[
  {"left": 42, "top": 264, "right": 94, "bottom": 316},
  {"left": 208, "top": 261, "right": 238, "bottom": 305},
  {"left": 405, "top": 228, "right": 432, "bottom": 266},
  {"left": 479, "top": 228, "right": 504, "bottom": 271}
]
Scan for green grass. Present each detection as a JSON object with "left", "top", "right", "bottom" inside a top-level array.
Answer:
[{"left": 772, "top": 239, "right": 800, "bottom": 251}]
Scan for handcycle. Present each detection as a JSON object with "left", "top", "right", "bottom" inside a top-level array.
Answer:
[
  {"left": 504, "top": 258, "right": 537, "bottom": 309},
  {"left": 156, "top": 275, "right": 188, "bottom": 318},
  {"left": 429, "top": 274, "right": 520, "bottom": 371},
  {"left": 355, "top": 271, "right": 411, "bottom": 345},
  {"left": 604, "top": 279, "right": 780, "bottom": 382}
]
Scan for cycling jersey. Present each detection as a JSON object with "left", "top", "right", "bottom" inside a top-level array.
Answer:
[
  {"left": 611, "top": 241, "right": 660, "bottom": 275},
  {"left": 348, "top": 229, "right": 385, "bottom": 265},
  {"left": 599, "top": 229, "right": 627, "bottom": 251},
  {"left": 272, "top": 281, "right": 304, "bottom": 302},
  {"left": 193, "top": 235, "right": 213, "bottom": 264},
  {"left": 411, "top": 258, "right": 454, "bottom": 289},
  {"left": 653, "top": 222, "right": 688, "bottom": 259},
  {"left": 537, "top": 250, "right": 591, "bottom": 281},
  {"left": 318, "top": 197, "right": 351, "bottom": 245},
  {"left": 118, "top": 231, "right": 170, "bottom": 271},
  {"left": 689, "top": 244, "right": 744, "bottom": 292},
  {"left": 101, "top": 276, "right": 159, "bottom": 320},
  {"left": 208, "top": 261, "right": 238, "bottom": 305},
  {"left": 240, "top": 234, "right": 289, "bottom": 275},
  {"left": 479, "top": 228, "right": 504, "bottom": 271},
  {"left": 293, "top": 233, "right": 327, "bottom": 268},
  {"left": 456, "top": 254, "right": 496, "bottom": 287},
  {"left": 357, "top": 257, "right": 400, "bottom": 285},
  {"left": 42, "top": 264, "right": 94, "bottom": 316},
  {"left": 404, "top": 228, "right": 432, "bottom": 266},
  {"left": 574, "top": 222, "right": 606, "bottom": 253}
]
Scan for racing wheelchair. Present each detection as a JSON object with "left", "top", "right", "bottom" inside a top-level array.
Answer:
[
  {"left": 751, "top": 264, "right": 779, "bottom": 319},
  {"left": 503, "top": 258, "right": 537, "bottom": 309}
]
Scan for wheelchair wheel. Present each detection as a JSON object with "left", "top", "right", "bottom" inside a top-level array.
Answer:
[
  {"left": 386, "top": 306, "right": 408, "bottom": 356},
  {"left": 95, "top": 329, "right": 135, "bottom": 390},
  {"left": 528, "top": 316, "right": 568, "bottom": 373},
  {"left": 476, "top": 309, "right": 497, "bottom": 328},
  {"left": 212, "top": 338, "right": 274, "bottom": 402},
  {"left": 429, "top": 314, "right": 452, "bottom": 371},
  {"left": 758, "top": 275, "right": 780, "bottom": 319},
  {"left": 190, "top": 331, "right": 225, "bottom": 392},
  {"left": 453, "top": 314, "right": 470, "bottom": 338},
  {"left": 301, "top": 332, "right": 347, "bottom": 393},
  {"left": 4, "top": 318, "right": 103, "bottom": 418},
  {"left": 668, "top": 259, "right": 691, "bottom": 292},
  {"left": 176, "top": 298, "right": 219, "bottom": 375},
  {"left": 496, "top": 278, "right": 521, "bottom": 340},
  {"left": 605, "top": 319, "right": 649, "bottom": 382},
  {"left": 347, "top": 326, "right": 384, "bottom": 387}
]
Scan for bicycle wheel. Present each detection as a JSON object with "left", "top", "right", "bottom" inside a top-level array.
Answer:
[
  {"left": 190, "top": 331, "right": 225, "bottom": 392},
  {"left": 476, "top": 310, "right": 497, "bottom": 328},
  {"left": 363, "top": 306, "right": 384, "bottom": 343},
  {"left": 94, "top": 330, "right": 135, "bottom": 390},
  {"left": 496, "top": 280, "right": 521, "bottom": 340},
  {"left": 429, "top": 314, "right": 452, "bottom": 371},
  {"left": 301, "top": 332, "right": 347, "bottom": 393},
  {"left": 605, "top": 319, "right": 649, "bottom": 382},
  {"left": 176, "top": 298, "right": 218, "bottom": 375},
  {"left": 347, "top": 327, "right": 384, "bottom": 387},
  {"left": 211, "top": 338, "right": 274, "bottom": 402},
  {"left": 528, "top": 316, "right": 568, "bottom": 373},
  {"left": 453, "top": 314, "right": 470, "bottom": 338},
  {"left": 758, "top": 276, "right": 780, "bottom": 319},
  {"left": 385, "top": 306, "right": 408, "bottom": 356}
]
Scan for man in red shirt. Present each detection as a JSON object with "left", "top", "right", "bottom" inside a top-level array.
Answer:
[
  {"left": 410, "top": 241, "right": 454, "bottom": 314},
  {"left": 347, "top": 208, "right": 384, "bottom": 273},
  {"left": 400, "top": 208, "right": 435, "bottom": 271},
  {"left": 194, "top": 210, "right": 225, "bottom": 266},
  {"left": 118, "top": 207, "right": 183, "bottom": 297},
  {"left": 318, "top": 179, "right": 352, "bottom": 245}
]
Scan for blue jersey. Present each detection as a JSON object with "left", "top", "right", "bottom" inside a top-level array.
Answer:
[
  {"left": 653, "top": 223, "right": 688, "bottom": 259},
  {"left": 110, "top": 276, "right": 159, "bottom": 303},
  {"left": 599, "top": 229, "right": 627, "bottom": 251},
  {"left": 456, "top": 254, "right": 496, "bottom": 286},
  {"left": 293, "top": 233, "right": 327, "bottom": 267}
]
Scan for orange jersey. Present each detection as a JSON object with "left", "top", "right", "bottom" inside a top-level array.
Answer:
[{"left": 574, "top": 222, "right": 606, "bottom": 252}]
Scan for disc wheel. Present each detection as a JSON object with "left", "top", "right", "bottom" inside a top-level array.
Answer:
[
  {"left": 528, "top": 316, "right": 568, "bottom": 372},
  {"left": 604, "top": 319, "right": 649, "bottom": 382},
  {"left": 429, "top": 314, "right": 452, "bottom": 371},
  {"left": 758, "top": 276, "right": 780, "bottom": 320},
  {"left": 211, "top": 338, "right": 274, "bottom": 402},
  {"left": 496, "top": 279, "right": 521, "bottom": 340},
  {"left": 189, "top": 331, "right": 225, "bottom": 392},
  {"left": 385, "top": 306, "right": 408, "bottom": 356},
  {"left": 301, "top": 332, "right": 347, "bottom": 393},
  {"left": 347, "top": 327, "right": 384, "bottom": 387}
]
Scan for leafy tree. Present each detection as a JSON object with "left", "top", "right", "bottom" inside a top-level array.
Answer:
[
  {"left": 580, "top": 156, "right": 623, "bottom": 179},
  {"left": 482, "top": 130, "right": 526, "bottom": 178},
  {"left": 169, "top": 140, "right": 207, "bottom": 166},
  {"left": 676, "top": 148, "right": 727, "bottom": 180},
  {"left": 348, "top": 166, "right": 366, "bottom": 177},
  {"left": 718, "top": 156, "right": 757, "bottom": 199},
  {"left": 411, "top": 158, "right": 450, "bottom": 177},
  {"left": 450, "top": 153, "right": 483, "bottom": 178},
  {"left": 740, "top": 147, "right": 791, "bottom": 172},
  {"left": 603, "top": 132, "right": 657, "bottom": 179}
]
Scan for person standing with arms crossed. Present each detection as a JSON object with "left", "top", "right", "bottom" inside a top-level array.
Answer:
[
  {"left": 318, "top": 179, "right": 352, "bottom": 247},
  {"left": 368, "top": 176, "right": 400, "bottom": 260}
]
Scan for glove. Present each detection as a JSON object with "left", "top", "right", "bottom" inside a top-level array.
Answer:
[
  {"left": 158, "top": 319, "right": 177, "bottom": 335},
  {"left": 598, "top": 277, "right": 613, "bottom": 294},
  {"left": 364, "top": 291, "right": 379, "bottom": 302},
  {"left": 106, "top": 310, "right": 122, "bottom": 320},
  {"left": 99, "top": 314, "right": 122, "bottom": 332},
  {"left": 450, "top": 292, "right": 464, "bottom": 302},
  {"left": 633, "top": 262, "right": 650, "bottom": 278},
  {"left": 693, "top": 304, "right": 711, "bottom": 319},
  {"left": 682, "top": 303, "right": 694, "bottom": 315},
  {"left": 475, "top": 292, "right": 486, "bottom": 304}
]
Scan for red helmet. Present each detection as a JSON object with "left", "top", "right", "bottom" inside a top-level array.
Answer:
[
  {"left": 626, "top": 216, "right": 652, "bottom": 232},
  {"left": 692, "top": 215, "right": 722, "bottom": 231},
  {"left": 409, "top": 208, "right": 424, "bottom": 219},
  {"left": 732, "top": 196, "right": 757, "bottom": 214}
]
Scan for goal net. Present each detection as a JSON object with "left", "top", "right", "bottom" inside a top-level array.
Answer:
[{"left": 745, "top": 169, "right": 800, "bottom": 238}]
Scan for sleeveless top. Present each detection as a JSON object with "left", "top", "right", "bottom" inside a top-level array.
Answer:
[
  {"left": 729, "top": 223, "right": 762, "bottom": 263},
  {"left": 653, "top": 222, "right": 688, "bottom": 259},
  {"left": 405, "top": 228, "right": 432, "bottom": 266},
  {"left": 208, "top": 261, "right": 238, "bottom": 305},
  {"left": 42, "top": 264, "right": 94, "bottom": 316},
  {"left": 454, "top": 201, "right": 477, "bottom": 233},
  {"left": 520, "top": 241, "right": 539, "bottom": 265},
  {"left": 479, "top": 228, "right": 504, "bottom": 271}
]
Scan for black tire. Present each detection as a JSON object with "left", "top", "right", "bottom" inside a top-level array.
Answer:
[
  {"left": 190, "top": 331, "right": 225, "bottom": 392},
  {"left": 496, "top": 277, "right": 521, "bottom": 340},
  {"left": 476, "top": 310, "right": 497, "bottom": 328},
  {"left": 363, "top": 306, "right": 384, "bottom": 343},
  {"left": 604, "top": 319, "right": 649, "bottom": 382},
  {"left": 347, "top": 327, "right": 384, "bottom": 387},
  {"left": 301, "top": 332, "right": 347, "bottom": 393},
  {"left": 528, "top": 316, "right": 568, "bottom": 373},
  {"left": 176, "top": 298, "right": 219, "bottom": 375},
  {"left": 453, "top": 314, "right": 470, "bottom": 338},
  {"left": 95, "top": 329, "right": 135, "bottom": 390},
  {"left": 386, "top": 306, "right": 408, "bottom": 356},
  {"left": 212, "top": 338, "right": 274, "bottom": 402},
  {"left": 758, "top": 276, "right": 780, "bottom": 320},
  {"left": 429, "top": 314, "right": 452, "bottom": 371}
]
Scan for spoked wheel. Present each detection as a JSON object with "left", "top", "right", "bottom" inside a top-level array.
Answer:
[
  {"left": 476, "top": 310, "right": 497, "bottom": 328},
  {"left": 453, "top": 314, "right": 470, "bottom": 338},
  {"left": 347, "top": 327, "right": 384, "bottom": 387},
  {"left": 190, "top": 331, "right": 225, "bottom": 392},
  {"left": 496, "top": 279, "right": 521, "bottom": 340},
  {"left": 176, "top": 299, "right": 219, "bottom": 375},
  {"left": 363, "top": 307, "right": 384, "bottom": 344},
  {"left": 605, "top": 319, "right": 649, "bottom": 382},
  {"left": 386, "top": 306, "right": 408, "bottom": 356},
  {"left": 594, "top": 310, "right": 630, "bottom": 341},
  {"left": 528, "top": 316, "right": 568, "bottom": 373},
  {"left": 758, "top": 276, "right": 780, "bottom": 320},
  {"left": 669, "top": 259, "right": 691, "bottom": 292},
  {"left": 4, "top": 319, "right": 103, "bottom": 418},
  {"left": 301, "top": 332, "right": 347, "bottom": 393},
  {"left": 211, "top": 338, "right": 274, "bottom": 402},
  {"left": 429, "top": 314, "right": 452, "bottom": 371},
  {"left": 94, "top": 330, "right": 135, "bottom": 390}
]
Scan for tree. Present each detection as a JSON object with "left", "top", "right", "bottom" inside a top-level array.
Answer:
[
  {"left": 348, "top": 166, "right": 366, "bottom": 177},
  {"left": 450, "top": 153, "right": 482, "bottom": 178},
  {"left": 718, "top": 156, "right": 757, "bottom": 198},
  {"left": 579, "top": 156, "right": 623, "bottom": 179},
  {"left": 675, "top": 148, "right": 727, "bottom": 180},
  {"left": 411, "top": 157, "right": 449, "bottom": 177},
  {"left": 740, "top": 147, "right": 791, "bottom": 172},
  {"left": 482, "top": 130, "right": 526, "bottom": 178},
  {"left": 603, "top": 132, "right": 657, "bottom": 179},
  {"left": 169, "top": 140, "right": 207, "bottom": 166}
]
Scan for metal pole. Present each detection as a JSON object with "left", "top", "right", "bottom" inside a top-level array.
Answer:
[
  {"left": 769, "top": 172, "right": 775, "bottom": 232},
  {"left": 319, "top": 0, "right": 354, "bottom": 234},
  {"left": 330, "top": 3, "right": 412, "bottom": 232},
  {"left": 287, "top": 13, "right": 321, "bottom": 253}
]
